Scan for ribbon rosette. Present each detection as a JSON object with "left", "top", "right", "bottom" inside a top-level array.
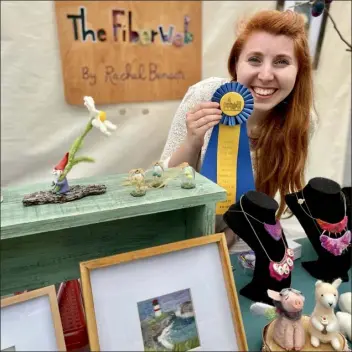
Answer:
[
  {"left": 212, "top": 82, "right": 254, "bottom": 126},
  {"left": 200, "top": 82, "right": 255, "bottom": 215}
]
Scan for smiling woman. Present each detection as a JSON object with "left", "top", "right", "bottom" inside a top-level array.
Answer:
[
  {"left": 160, "top": 10, "right": 317, "bottom": 247},
  {"left": 236, "top": 33, "right": 298, "bottom": 114},
  {"left": 231, "top": 30, "right": 301, "bottom": 154}
]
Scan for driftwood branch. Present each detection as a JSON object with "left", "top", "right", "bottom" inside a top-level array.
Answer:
[
  {"left": 324, "top": 8, "right": 352, "bottom": 52},
  {"left": 23, "top": 184, "right": 106, "bottom": 206},
  {"left": 291, "top": 1, "right": 351, "bottom": 52}
]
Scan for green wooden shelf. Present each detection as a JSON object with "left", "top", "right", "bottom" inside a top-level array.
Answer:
[{"left": 1, "top": 172, "right": 226, "bottom": 296}]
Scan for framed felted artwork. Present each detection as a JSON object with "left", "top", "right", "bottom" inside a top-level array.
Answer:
[
  {"left": 1, "top": 285, "right": 66, "bottom": 351},
  {"left": 80, "top": 233, "right": 248, "bottom": 351}
]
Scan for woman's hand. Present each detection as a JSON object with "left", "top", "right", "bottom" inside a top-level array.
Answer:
[
  {"left": 186, "top": 102, "right": 222, "bottom": 148},
  {"left": 167, "top": 102, "right": 222, "bottom": 169}
]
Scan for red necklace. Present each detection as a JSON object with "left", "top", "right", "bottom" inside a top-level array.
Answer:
[
  {"left": 316, "top": 216, "right": 348, "bottom": 233},
  {"left": 296, "top": 191, "right": 351, "bottom": 256}
]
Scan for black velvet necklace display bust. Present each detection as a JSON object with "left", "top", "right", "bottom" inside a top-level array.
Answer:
[
  {"left": 223, "top": 191, "right": 291, "bottom": 305},
  {"left": 285, "top": 177, "right": 351, "bottom": 283}
]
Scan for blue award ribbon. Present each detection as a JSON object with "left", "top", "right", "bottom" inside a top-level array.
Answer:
[{"left": 200, "top": 82, "right": 255, "bottom": 214}]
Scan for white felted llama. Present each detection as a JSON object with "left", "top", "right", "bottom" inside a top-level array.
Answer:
[{"left": 308, "top": 278, "right": 342, "bottom": 350}]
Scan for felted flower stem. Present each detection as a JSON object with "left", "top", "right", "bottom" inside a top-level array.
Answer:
[{"left": 54, "top": 121, "right": 95, "bottom": 192}]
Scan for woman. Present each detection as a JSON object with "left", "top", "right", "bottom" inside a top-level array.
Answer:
[{"left": 160, "top": 10, "right": 317, "bottom": 247}]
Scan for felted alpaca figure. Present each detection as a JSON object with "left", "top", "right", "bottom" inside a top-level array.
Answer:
[
  {"left": 267, "top": 288, "right": 306, "bottom": 351},
  {"left": 308, "top": 278, "right": 342, "bottom": 350}
]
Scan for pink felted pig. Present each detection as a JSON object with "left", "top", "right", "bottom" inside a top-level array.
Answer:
[{"left": 267, "top": 288, "right": 306, "bottom": 351}]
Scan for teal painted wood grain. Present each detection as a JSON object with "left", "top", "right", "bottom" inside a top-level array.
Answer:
[
  {"left": 1, "top": 209, "right": 189, "bottom": 295},
  {"left": 185, "top": 203, "right": 216, "bottom": 238},
  {"left": 1, "top": 172, "right": 226, "bottom": 239}
]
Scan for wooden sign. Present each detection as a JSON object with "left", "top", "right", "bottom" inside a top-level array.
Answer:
[{"left": 55, "top": 1, "right": 202, "bottom": 105}]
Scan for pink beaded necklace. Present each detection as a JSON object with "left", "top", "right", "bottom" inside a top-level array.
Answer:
[{"left": 238, "top": 196, "right": 294, "bottom": 281}]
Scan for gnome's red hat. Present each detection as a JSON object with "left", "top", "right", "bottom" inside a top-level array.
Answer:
[{"left": 54, "top": 152, "right": 69, "bottom": 171}]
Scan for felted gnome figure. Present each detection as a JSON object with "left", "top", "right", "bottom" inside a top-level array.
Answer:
[{"left": 52, "top": 152, "right": 69, "bottom": 194}]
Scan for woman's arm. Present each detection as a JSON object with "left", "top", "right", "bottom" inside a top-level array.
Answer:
[
  {"left": 160, "top": 86, "right": 202, "bottom": 170},
  {"left": 168, "top": 139, "right": 202, "bottom": 169}
]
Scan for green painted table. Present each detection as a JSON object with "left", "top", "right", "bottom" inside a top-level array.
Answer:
[
  {"left": 231, "top": 238, "right": 352, "bottom": 351},
  {"left": 0, "top": 172, "right": 226, "bottom": 296}
]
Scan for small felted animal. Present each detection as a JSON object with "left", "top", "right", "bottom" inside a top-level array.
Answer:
[
  {"left": 308, "top": 278, "right": 342, "bottom": 350},
  {"left": 336, "top": 292, "right": 351, "bottom": 341},
  {"left": 268, "top": 288, "right": 306, "bottom": 351},
  {"left": 128, "top": 169, "right": 146, "bottom": 191},
  {"left": 338, "top": 292, "right": 351, "bottom": 314},
  {"left": 152, "top": 162, "right": 164, "bottom": 178},
  {"left": 250, "top": 288, "right": 305, "bottom": 351}
]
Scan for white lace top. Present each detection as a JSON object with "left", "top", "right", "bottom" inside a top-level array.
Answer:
[{"left": 160, "top": 77, "right": 318, "bottom": 170}]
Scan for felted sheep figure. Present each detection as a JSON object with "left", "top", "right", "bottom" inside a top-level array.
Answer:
[
  {"left": 267, "top": 288, "right": 306, "bottom": 351},
  {"left": 308, "top": 278, "right": 342, "bottom": 350}
]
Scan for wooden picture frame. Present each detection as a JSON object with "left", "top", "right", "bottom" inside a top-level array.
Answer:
[
  {"left": 80, "top": 233, "right": 248, "bottom": 351},
  {"left": 276, "top": 0, "right": 330, "bottom": 70},
  {"left": 1, "top": 285, "right": 66, "bottom": 351}
]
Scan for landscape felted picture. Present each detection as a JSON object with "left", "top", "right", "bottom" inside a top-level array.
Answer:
[{"left": 137, "top": 288, "right": 200, "bottom": 351}]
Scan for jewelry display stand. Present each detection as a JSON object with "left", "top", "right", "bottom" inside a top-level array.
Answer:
[
  {"left": 285, "top": 177, "right": 351, "bottom": 283},
  {"left": 223, "top": 191, "right": 292, "bottom": 305}
]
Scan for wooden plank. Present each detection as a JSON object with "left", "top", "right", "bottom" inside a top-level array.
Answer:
[
  {"left": 0, "top": 209, "right": 189, "bottom": 296},
  {"left": 54, "top": 1, "right": 202, "bottom": 105},
  {"left": 1, "top": 172, "right": 226, "bottom": 240}
]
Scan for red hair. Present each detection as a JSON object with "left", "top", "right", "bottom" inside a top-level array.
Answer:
[{"left": 228, "top": 10, "right": 313, "bottom": 218}]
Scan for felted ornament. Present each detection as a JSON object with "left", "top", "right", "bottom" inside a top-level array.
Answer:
[{"left": 311, "top": 0, "right": 325, "bottom": 17}]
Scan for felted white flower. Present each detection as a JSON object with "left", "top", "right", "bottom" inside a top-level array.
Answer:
[{"left": 83, "top": 96, "right": 116, "bottom": 136}]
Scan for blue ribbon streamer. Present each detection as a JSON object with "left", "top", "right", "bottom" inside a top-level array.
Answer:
[{"left": 200, "top": 122, "right": 255, "bottom": 204}]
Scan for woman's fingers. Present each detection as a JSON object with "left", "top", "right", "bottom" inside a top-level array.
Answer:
[
  {"left": 189, "top": 102, "right": 220, "bottom": 114},
  {"left": 186, "top": 102, "right": 222, "bottom": 141},
  {"left": 197, "top": 120, "right": 220, "bottom": 136},
  {"left": 187, "top": 105, "right": 222, "bottom": 125},
  {"left": 193, "top": 114, "right": 222, "bottom": 128},
  {"left": 194, "top": 108, "right": 222, "bottom": 119}
]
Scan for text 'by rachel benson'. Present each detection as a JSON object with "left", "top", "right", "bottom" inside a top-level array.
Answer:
[{"left": 81, "top": 63, "right": 186, "bottom": 86}]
